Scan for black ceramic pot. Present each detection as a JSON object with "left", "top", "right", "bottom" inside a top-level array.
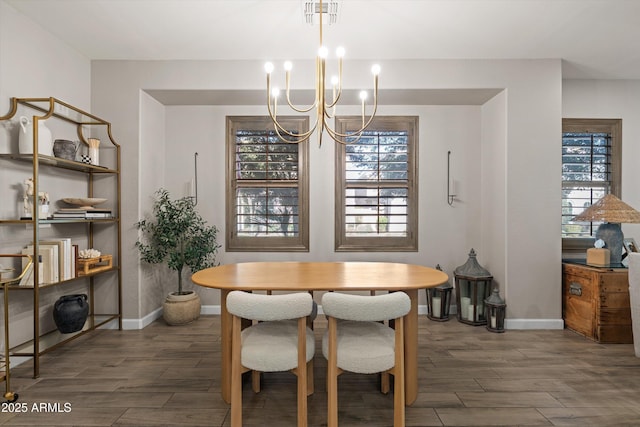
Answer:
[{"left": 53, "top": 294, "right": 89, "bottom": 333}]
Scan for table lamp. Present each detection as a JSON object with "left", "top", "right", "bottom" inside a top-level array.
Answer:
[{"left": 572, "top": 194, "right": 640, "bottom": 264}]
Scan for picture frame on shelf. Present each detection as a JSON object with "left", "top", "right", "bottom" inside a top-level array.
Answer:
[{"left": 623, "top": 238, "right": 638, "bottom": 254}]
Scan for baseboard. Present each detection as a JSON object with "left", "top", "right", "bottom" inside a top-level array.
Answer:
[
  {"left": 122, "top": 305, "right": 565, "bottom": 331},
  {"left": 504, "top": 318, "right": 565, "bottom": 330},
  {"left": 122, "top": 306, "right": 163, "bottom": 330},
  {"left": 445, "top": 305, "right": 565, "bottom": 330},
  {"left": 195, "top": 304, "right": 565, "bottom": 330},
  {"left": 201, "top": 305, "right": 221, "bottom": 315}
]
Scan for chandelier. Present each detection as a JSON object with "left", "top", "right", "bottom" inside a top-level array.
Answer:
[{"left": 264, "top": 0, "right": 380, "bottom": 146}]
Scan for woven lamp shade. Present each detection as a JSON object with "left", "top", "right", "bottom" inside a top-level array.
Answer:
[{"left": 572, "top": 194, "right": 640, "bottom": 223}]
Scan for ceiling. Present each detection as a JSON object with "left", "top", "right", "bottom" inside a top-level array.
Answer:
[{"left": 6, "top": 0, "right": 640, "bottom": 80}]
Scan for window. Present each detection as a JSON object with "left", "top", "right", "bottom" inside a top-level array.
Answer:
[
  {"left": 562, "top": 118, "right": 621, "bottom": 253},
  {"left": 335, "top": 116, "right": 418, "bottom": 251},
  {"left": 226, "top": 116, "right": 309, "bottom": 251}
]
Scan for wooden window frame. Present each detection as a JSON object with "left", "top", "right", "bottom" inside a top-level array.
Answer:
[
  {"left": 225, "top": 116, "right": 309, "bottom": 252},
  {"left": 334, "top": 116, "right": 419, "bottom": 252},
  {"left": 562, "top": 118, "right": 622, "bottom": 254}
]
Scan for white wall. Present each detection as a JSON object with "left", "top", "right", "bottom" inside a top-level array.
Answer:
[
  {"left": 480, "top": 91, "right": 507, "bottom": 304},
  {"left": 91, "top": 58, "right": 563, "bottom": 326},
  {"left": 1, "top": 1, "right": 567, "bottom": 328},
  {"left": 0, "top": 0, "right": 93, "bottom": 347},
  {"left": 563, "top": 79, "right": 640, "bottom": 242},
  {"left": 135, "top": 92, "right": 167, "bottom": 323},
  {"left": 0, "top": 2, "right": 90, "bottom": 110},
  {"left": 163, "top": 104, "right": 483, "bottom": 307},
  {"left": 4, "top": 0, "right": 640, "bottom": 333}
]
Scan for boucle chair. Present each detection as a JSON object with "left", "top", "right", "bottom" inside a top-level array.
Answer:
[
  {"left": 251, "top": 292, "right": 318, "bottom": 393},
  {"left": 321, "top": 291, "right": 411, "bottom": 427},
  {"left": 227, "top": 291, "right": 316, "bottom": 427}
]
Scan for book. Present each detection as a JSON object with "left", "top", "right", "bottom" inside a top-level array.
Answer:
[
  {"left": 56, "top": 208, "right": 88, "bottom": 213},
  {"left": 18, "top": 262, "right": 34, "bottom": 287},
  {"left": 52, "top": 213, "right": 86, "bottom": 219},
  {"left": 40, "top": 240, "right": 65, "bottom": 281},
  {"left": 85, "top": 212, "right": 113, "bottom": 219},
  {"left": 41, "top": 238, "right": 72, "bottom": 280},
  {"left": 52, "top": 210, "right": 112, "bottom": 219},
  {"left": 22, "top": 246, "right": 57, "bottom": 284}
]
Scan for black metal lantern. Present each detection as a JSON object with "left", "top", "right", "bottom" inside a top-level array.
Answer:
[
  {"left": 426, "top": 264, "right": 453, "bottom": 321},
  {"left": 485, "top": 287, "right": 506, "bottom": 332},
  {"left": 454, "top": 249, "right": 493, "bottom": 326}
]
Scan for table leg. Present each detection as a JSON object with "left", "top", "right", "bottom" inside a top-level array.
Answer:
[
  {"left": 220, "top": 289, "right": 232, "bottom": 404},
  {"left": 404, "top": 289, "right": 418, "bottom": 405}
]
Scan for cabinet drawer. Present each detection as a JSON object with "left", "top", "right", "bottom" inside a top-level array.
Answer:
[
  {"left": 599, "top": 273, "right": 630, "bottom": 293},
  {"left": 563, "top": 274, "right": 594, "bottom": 337},
  {"left": 564, "top": 273, "right": 593, "bottom": 301},
  {"left": 563, "top": 264, "right": 594, "bottom": 280}
]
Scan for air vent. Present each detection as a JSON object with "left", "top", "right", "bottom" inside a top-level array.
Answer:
[{"left": 302, "top": 0, "right": 339, "bottom": 25}]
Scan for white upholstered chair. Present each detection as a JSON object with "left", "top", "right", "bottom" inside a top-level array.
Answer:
[
  {"left": 321, "top": 291, "right": 411, "bottom": 427},
  {"left": 227, "top": 291, "right": 316, "bottom": 427},
  {"left": 628, "top": 252, "right": 640, "bottom": 357},
  {"left": 251, "top": 292, "right": 318, "bottom": 394}
]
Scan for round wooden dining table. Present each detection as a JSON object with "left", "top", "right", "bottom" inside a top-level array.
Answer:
[{"left": 192, "top": 261, "right": 449, "bottom": 405}]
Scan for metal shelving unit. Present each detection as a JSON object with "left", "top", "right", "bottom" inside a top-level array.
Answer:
[{"left": 0, "top": 97, "right": 122, "bottom": 378}]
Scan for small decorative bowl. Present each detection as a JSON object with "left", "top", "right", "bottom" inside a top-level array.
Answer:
[{"left": 62, "top": 198, "right": 107, "bottom": 209}]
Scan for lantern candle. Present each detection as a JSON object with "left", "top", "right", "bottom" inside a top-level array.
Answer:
[
  {"left": 432, "top": 296, "right": 441, "bottom": 318},
  {"left": 460, "top": 297, "right": 470, "bottom": 320}
]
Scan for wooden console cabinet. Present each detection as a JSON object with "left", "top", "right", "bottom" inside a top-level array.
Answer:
[{"left": 562, "top": 262, "right": 633, "bottom": 343}]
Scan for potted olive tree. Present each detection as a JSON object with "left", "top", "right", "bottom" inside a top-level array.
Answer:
[{"left": 136, "top": 188, "right": 220, "bottom": 325}]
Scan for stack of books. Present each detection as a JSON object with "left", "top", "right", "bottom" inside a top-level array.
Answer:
[
  {"left": 20, "top": 238, "right": 77, "bottom": 286},
  {"left": 52, "top": 208, "right": 113, "bottom": 219}
]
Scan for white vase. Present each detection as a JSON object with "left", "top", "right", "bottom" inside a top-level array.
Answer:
[
  {"left": 88, "top": 146, "right": 99, "bottom": 165},
  {"left": 18, "top": 116, "right": 53, "bottom": 156}
]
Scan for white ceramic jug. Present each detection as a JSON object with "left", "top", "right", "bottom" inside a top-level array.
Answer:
[{"left": 19, "top": 116, "right": 53, "bottom": 156}]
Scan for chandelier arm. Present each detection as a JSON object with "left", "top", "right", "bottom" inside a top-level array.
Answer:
[
  {"left": 285, "top": 70, "right": 320, "bottom": 113},
  {"left": 324, "top": 122, "right": 365, "bottom": 145},
  {"left": 267, "top": 68, "right": 322, "bottom": 143},
  {"left": 284, "top": 94, "right": 318, "bottom": 113},
  {"left": 316, "top": 55, "right": 326, "bottom": 147},
  {"left": 266, "top": 99, "right": 314, "bottom": 142},
  {"left": 273, "top": 122, "right": 312, "bottom": 144},
  {"left": 270, "top": 111, "right": 321, "bottom": 144},
  {"left": 326, "top": 97, "right": 379, "bottom": 139},
  {"left": 330, "top": 75, "right": 379, "bottom": 137},
  {"left": 273, "top": 114, "right": 319, "bottom": 141},
  {"left": 325, "top": 56, "right": 343, "bottom": 110},
  {"left": 322, "top": 87, "right": 379, "bottom": 145}
]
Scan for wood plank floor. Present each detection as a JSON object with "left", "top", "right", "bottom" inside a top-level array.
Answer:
[{"left": 1, "top": 315, "right": 640, "bottom": 426}]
